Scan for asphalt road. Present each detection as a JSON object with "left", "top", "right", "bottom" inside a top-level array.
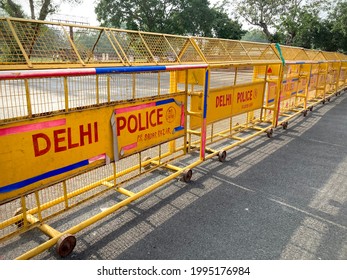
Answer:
[{"left": 1, "top": 90, "right": 346, "bottom": 260}]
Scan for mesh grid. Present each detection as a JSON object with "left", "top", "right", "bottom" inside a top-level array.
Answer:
[
  {"left": 141, "top": 34, "right": 178, "bottom": 64},
  {"left": 221, "top": 40, "right": 250, "bottom": 61},
  {"left": 0, "top": 79, "right": 27, "bottom": 121},
  {"left": 12, "top": 21, "right": 78, "bottom": 64},
  {"left": 111, "top": 31, "right": 153, "bottom": 64},
  {"left": 193, "top": 38, "right": 231, "bottom": 62},
  {"left": 0, "top": 20, "right": 26, "bottom": 64}
]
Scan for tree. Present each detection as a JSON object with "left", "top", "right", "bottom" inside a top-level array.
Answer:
[
  {"left": 241, "top": 29, "right": 269, "bottom": 43},
  {"left": 95, "top": 0, "right": 181, "bottom": 32},
  {"left": 0, "top": 0, "right": 81, "bottom": 20},
  {"left": 211, "top": 9, "right": 245, "bottom": 39},
  {"left": 329, "top": 0, "right": 347, "bottom": 53},
  {"left": 95, "top": 0, "right": 245, "bottom": 38},
  {"left": 276, "top": 0, "right": 325, "bottom": 46},
  {"left": 234, "top": 0, "right": 287, "bottom": 42},
  {"left": 0, "top": 0, "right": 26, "bottom": 17}
]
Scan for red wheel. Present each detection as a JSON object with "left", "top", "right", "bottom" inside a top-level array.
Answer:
[{"left": 56, "top": 234, "right": 76, "bottom": 257}]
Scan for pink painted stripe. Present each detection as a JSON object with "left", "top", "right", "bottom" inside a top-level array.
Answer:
[
  {"left": 88, "top": 153, "right": 106, "bottom": 163},
  {"left": 0, "top": 68, "right": 96, "bottom": 80},
  {"left": 180, "top": 104, "right": 185, "bottom": 127},
  {"left": 122, "top": 142, "right": 137, "bottom": 151},
  {"left": 0, "top": 118, "right": 66, "bottom": 137},
  {"left": 201, "top": 119, "right": 207, "bottom": 159},
  {"left": 166, "top": 64, "right": 208, "bottom": 71},
  {"left": 115, "top": 102, "right": 156, "bottom": 114}
]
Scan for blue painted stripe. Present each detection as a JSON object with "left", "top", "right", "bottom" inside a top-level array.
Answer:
[
  {"left": 268, "top": 98, "right": 275, "bottom": 103},
  {"left": 156, "top": 98, "right": 175, "bottom": 106},
  {"left": 0, "top": 160, "right": 89, "bottom": 193},
  {"left": 174, "top": 126, "right": 184, "bottom": 132},
  {"left": 291, "top": 92, "right": 297, "bottom": 95},
  {"left": 203, "top": 70, "right": 209, "bottom": 119},
  {"left": 292, "top": 78, "right": 299, "bottom": 81},
  {"left": 298, "top": 90, "right": 303, "bottom": 93},
  {"left": 95, "top": 66, "right": 166, "bottom": 74}
]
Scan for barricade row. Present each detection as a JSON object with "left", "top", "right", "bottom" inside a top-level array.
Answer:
[
  {"left": 1, "top": 19, "right": 347, "bottom": 260},
  {"left": 1, "top": 61, "right": 346, "bottom": 259}
]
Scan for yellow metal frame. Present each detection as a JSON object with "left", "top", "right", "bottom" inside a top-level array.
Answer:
[{"left": 1, "top": 17, "right": 347, "bottom": 260}]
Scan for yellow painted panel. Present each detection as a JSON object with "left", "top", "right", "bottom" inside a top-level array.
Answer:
[
  {"left": 190, "top": 82, "right": 265, "bottom": 127},
  {"left": 112, "top": 95, "right": 186, "bottom": 160},
  {"left": 0, "top": 108, "right": 113, "bottom": 202},
  {"left": 0, "top": 95, "right": 186, "bottom": 202},
  {"left": 281, "top": 78, "right": 299, "bottom": 101},
  {"left": 232, "top": 82, "right": 265, "bottom": 116},
  {"left": 297, "top": 77, "right": 308, "bottom": 93},
  {"left": 177, "top": 68, "right": 205, "bottom": 85},
  {"left": 267, "top": 82, "right": 277, "bottom": 105}
]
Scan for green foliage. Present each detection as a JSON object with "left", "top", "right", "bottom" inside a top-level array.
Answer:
[
  {"left": 211, "top": 9, "right": 246, "bottom": 39},
  {"left": 95, "top": 0, "right": 245, "bottom": 39},
  {"left": 235, "top": 0, "right": 287, "bottom": 42},
  {"left": 241, "top": 29, "right": 269, "bottom": 43},
  {"left": 0, "top": 0, "right": 26, "bottom": 17}
]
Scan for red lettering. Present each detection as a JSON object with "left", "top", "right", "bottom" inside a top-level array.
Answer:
[
  {"left": 54, "top": 129, "right": 67, "bottom": 152},
  {"left": 79, "top": 123, "right": 92, "bottom": 146},
  {"left": 216, "top": 96, "right": 220, "bottom": 107},
  {"left": 94, "top": 122, "right": 99, "bottom": 142},
  {"left": 139, "top": 112, "right": 147, "bottom": 131},
  {"left": 32, "top": 133, "right": 51, "bottom": 157},
  {"left": 67, "top": 127, "right": 79, "bottom": 149},
  {"left": 157, "top": 108, "right": 163, "bottom": 125},
  {"left": 128, "top": 115, "right": 137, "bottom": 133},
  {"left": 237, "top": 91, "right": 252, "bottom": 103},
  {"left": 116, "top": 116, "right": 126, "bottom": 136},
  {"left": 150, "top": 109, "right": 156, "bottom": 127}
]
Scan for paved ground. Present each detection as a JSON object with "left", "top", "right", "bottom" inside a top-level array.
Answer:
[{"left": 1, "top": 91, "right": 347, "bottom": 260}]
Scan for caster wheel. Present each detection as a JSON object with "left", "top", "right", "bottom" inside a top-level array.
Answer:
[
  {"left": 182, "top": 169, "right": 192, "bottom": 183},
  {"left": 266, "top": 128, "right": 273, "bottom": 138},
  {"left": 322, "top": 100, "right": 326, "bottom": 104},
  {"left": 282, "top": 122, "right": 288, "bottom": 130},
  {"left": 142, "top": 156, "right": 152, "bottom": 170},
  {"left": 218, "top": 150, "right": 227, "bottom": 162},
  {"left": 56, "top": 234, "right": 76, "bottom": 257},
  {"left": 303, "top": 110, "right": 308, "bottom": 117},
  {"left": 309, "top": 106, "right": 313, "bottom": 111},
  {"left": 327, "top": 97, "right": 331, "bottom": 102},
  {"left": 186, "top": 141, "right": 190, "bottom": 153},
  {"left": 14, "top": 208, "right": 27, "bottom": 228}
]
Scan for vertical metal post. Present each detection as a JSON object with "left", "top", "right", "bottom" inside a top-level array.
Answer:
[{"left": 24, "top": 79, "right": 32, "bottom": 117}]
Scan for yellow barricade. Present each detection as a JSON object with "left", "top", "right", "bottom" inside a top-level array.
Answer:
[{"left": 1, "top": 17, "right": 347, "bottom": 259}]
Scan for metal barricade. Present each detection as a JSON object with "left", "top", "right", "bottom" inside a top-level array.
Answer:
[
  {"left": 0, "top": 65, "right": 209, "bottom": 259},
  {"left": 1, "top": 17, "right": 347, "bottom": 259}
]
